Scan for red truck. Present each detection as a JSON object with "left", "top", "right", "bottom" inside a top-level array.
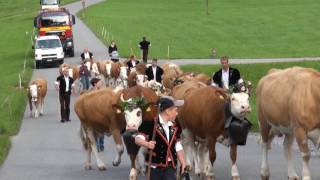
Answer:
[{"left": 34, "top": 7, "right": 76, "bottom": 57}]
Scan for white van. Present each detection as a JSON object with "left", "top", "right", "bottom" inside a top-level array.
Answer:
[{"left": 34, "top": 35, "right": 64, "bottom": 69}]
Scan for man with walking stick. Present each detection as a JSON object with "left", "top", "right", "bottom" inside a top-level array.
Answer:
[{"left": 135, "top": 96, "right": 186, "bottom": 180}]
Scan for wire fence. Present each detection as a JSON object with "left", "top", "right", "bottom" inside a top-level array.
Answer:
[
  {"left": 0, "top": 28, "right": 34, "bottom": 135},
  {"left": 84, "top": 17, "right": 172, "bottom": 60}
]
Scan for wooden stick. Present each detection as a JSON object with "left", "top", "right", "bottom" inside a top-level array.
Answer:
[{"left": 146, "top": 117, "right": 158, "bottom": 180}]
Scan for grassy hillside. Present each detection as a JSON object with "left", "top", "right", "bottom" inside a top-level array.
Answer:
[
  {"left": 81, "top": 0, "right": 320, "bottom": 59},
  {"left": 0, "top": 0, "right": 78, "bottom": 165},
  {"left": 181, "top": 61, "right": 320, "bottom": 131}
]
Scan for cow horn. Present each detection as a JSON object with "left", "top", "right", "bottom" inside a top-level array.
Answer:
[{"left": 120, "top": 93, "right": 128, "bottom": 102}]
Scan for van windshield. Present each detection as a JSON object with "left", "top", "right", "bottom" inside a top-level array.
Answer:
[
  {"left": 41, "top": 0, "right": 59, "bottom": 5},
  {"left": 36, "top": 39, "right": 61, "bottom": 49}
]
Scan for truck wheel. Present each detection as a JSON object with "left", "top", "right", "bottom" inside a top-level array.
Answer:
[
  {"left": 69, "top": 49, "right": 74, "bottom": 57},
  {"left": 35, "top": 61, "right": 40, "bottom": 69}
]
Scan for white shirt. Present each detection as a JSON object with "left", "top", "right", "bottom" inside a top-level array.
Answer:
[
  {"left": 152, "top": 66, "right": 157, "bottom": 81},
  {"left": 131, "top": 61, "right": 136, "bottom": 67},
  {"left": 64, "top": 76, "right": 69, "bottom": 92},
  {"left": 222, "top": 68, "right": 229, "bottom": 89},
  {"left": 84, "top": 52, "right": 90, "bottom": 59}
]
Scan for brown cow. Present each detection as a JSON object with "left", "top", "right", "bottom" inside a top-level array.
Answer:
[
  {"left": 108, "top": 62, "right": 128, "bottom": 88},
  {"left": 257, "top": 67, "right": 320, "bottom": 180},
  {"left": 174, "top": 72, "right": 211, "bottom": 87},
  {"left": 28, "top": 78, "right": 47, "bottom": 118},
  {"left": 74, "top": 86, "right": 158, "bottom": 179},
  {"left": 173, "top": 85, "right": 251, "bottom": 180},
  {"left": 162, "top": 63, "right": 183, "bottom": 89}
]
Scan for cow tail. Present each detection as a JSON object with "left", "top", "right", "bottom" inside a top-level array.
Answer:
[{"left": 79, "top": 125, "right": 91, "bottom": 150}]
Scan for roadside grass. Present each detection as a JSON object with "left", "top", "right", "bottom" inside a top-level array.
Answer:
[
  {"left": 80, "top": 0, "right": 320, "bottom": 59},
  {"left": 0, "top": 0, "right": 78, "bottom": 165},
  {"left": 181, "top": 61, "right": 320, "bottom": 131}
]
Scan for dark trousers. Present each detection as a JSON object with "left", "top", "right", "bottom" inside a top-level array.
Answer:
[
  {"left": 150, "top": 167, "right": 176, "bottom": 180},
  {"left": 59, "top": 92, "right": 71, "bottom": 121},
  {"left": 142, "top": 49, "right": 148, "bottom": 63}
]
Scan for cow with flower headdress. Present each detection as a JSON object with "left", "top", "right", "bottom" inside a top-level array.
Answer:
[{"left": 74, "top": 85, "right": 159, "bottom": 180}]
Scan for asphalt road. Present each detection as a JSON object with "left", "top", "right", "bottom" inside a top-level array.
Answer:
[{"left": 0, "top": 0, "right": 319, "bottom": 180}]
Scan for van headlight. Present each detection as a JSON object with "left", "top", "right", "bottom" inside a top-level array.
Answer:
[{"left": 35, "top": 53, "right": 41, "bottom": 59}]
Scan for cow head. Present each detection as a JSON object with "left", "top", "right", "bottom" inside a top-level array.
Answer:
[
  {"left": 120, "top": 66, "right": 128, "bottom": 80},
  {"left": 147, "top": 80, "right": 164, "bottom": 96},
  {"left": 29, "top": 84, "right": 41, "bottom": 102},
  {"left": 232, "top": 78, "right": 253, "bottom": 96},
  {"left": 136, "top": 74, "right": 148, "bottom": 86},
  {"left": 118, "top": 94, "right": 148, "bottom": 130},
  {"left": 230, "top": 92, "right": 251, "bottom": 119}
]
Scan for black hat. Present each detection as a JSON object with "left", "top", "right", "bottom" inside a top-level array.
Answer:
[
  {"left": 158, "top": 96, "right": 184, "bottom": 112},
  {"left": 90, "top": 77, "right": 101, "bottom": 86}
]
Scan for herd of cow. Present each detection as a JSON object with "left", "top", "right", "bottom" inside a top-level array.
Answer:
[{"left": 26, "top": 60, "right": 320, "bottom": 180}]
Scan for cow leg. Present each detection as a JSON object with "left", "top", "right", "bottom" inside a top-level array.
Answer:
[
  {"left": 87, "top": 129, "right": 106, "bottom": 170},
  {"left": 196, "top": 141, "right": 214, "bottom": 179},
  {"left": 111, "top": 129, "right": 124, "bottom": 166},
  {"left": 295, "top": 127, "right": 311, "bottom": 180},
  {"left": 80, "top": 126, "right": 93, "bottom": 170},
  {"left": 208, "top": 138, "right": 217, "bottom": 180},
  {"left": 260, "top": 120, "right": 271, "bottom": 180},
  {"left": 84, "top": 147, "right": 93, "bottom": 170},
  {"left": 181, "top": 129, "right": 195, "bottom": 172},
  {"left": 34, "top": 103, "right": 39, "bottom": 118},
  {"left": 40, "top": 99, "right": 44, "bottom": 116},
  {"left": 230, "top": 144, "right": 240, "bottom": 180},
  {"left": 283, "top": 134, "right": 299, "bottom": 180},
  {"left": 129, "top": 155, "right": 138, "bottom": 180}
]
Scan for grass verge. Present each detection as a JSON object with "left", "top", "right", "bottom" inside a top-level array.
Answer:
[{"left": 0, "top": 0, "right": 78, "bottom": 165}]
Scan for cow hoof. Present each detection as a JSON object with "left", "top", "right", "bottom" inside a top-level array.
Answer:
[
  {"left": 232, "top": 176, "right": 240, "bottom": 180},
  {"left": 112, "top": 160, "right": 121, "bottom": 167},
  {"left": 288, "top": 176, "right": 300, "bottom": 180},
  {"left": 98, "top": 166, "right": 107, "bottom": 171},
  {"left": 302, "top": 176, "right": 311, "bottom": 180},
  {"left": 261, "top": 175, "right": 269, "bottom": 180},
  {"left": 84, "top": 165, "right": 92, "bottom": 170}
]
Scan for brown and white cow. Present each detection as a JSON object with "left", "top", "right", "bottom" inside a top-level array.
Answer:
[
  {"left": 173, "top": 83, "right": 251, "bottom": 180},
  {"left": 257, "top": 67, "right": 320, "bottom": 180},
  {"left": 27, "top": 78, "right": 47, "bottom": 118},
  {"left": 74, "top": 85, "right": 158, "bottom": 179}
]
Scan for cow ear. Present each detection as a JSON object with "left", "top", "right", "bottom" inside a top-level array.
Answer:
[{"left": 112, "top": 104, "right": 123, "bottom": 114}]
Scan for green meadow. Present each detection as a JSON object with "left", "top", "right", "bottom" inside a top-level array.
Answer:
[
  {"left": 0, "top": 0, "right": 77, "bottom": 165},
  {"left": 81, "top": 0, "right": 320, "bottom": 59},
  {"left": 181, "top": 61, "right": 320, "bottom": 131}
]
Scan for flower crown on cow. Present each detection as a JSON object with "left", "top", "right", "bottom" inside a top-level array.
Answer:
[{"left": 120, "top": 95, "right": 149, "bottom": 112}]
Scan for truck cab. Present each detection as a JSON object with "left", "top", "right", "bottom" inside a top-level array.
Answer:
[
  {"left": 34, "top": 8, "right": 75, "bottom": 57},
  {"left": 40, "top": 0, "right": 60, "bottom": 9},
  {"left": 34, "top": 35, "right": 64, "bottom": 69}
]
